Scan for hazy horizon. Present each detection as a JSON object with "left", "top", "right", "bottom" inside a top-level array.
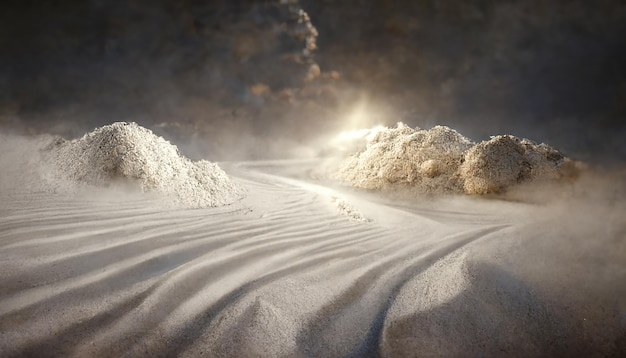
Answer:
[{"left": 1, "top": 0, "right": 625, "bottom": 162}]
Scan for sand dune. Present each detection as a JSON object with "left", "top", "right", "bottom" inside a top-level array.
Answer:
[{"left": 0, "top": 157, "right": 625, "bottom": 357}]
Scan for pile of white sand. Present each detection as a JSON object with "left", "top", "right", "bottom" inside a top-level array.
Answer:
[
  {"left": 460, "top": 134, "right": 579, "bottom": 194},
  {"left": 42, "top": 122, "right": 244, "bottom": 208},
  {"left": 335, "top": 123, "right": 579, "bottom": 195}
]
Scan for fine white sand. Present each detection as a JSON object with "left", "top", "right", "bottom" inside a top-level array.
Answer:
[
  {"left": 39, "top": 122, "right": 244, "bottom": 208},
  {"left": 0, "top": 134, "right": 625, "bottom": 357},
  {"left": 335, "top": 123, "right": 580, "bottom": 195}
]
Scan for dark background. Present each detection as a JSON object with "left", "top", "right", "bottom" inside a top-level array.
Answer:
[{"left": 1, "top": 0, "right": 625, "bottom": 162}]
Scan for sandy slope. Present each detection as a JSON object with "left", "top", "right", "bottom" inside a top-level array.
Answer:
[{"left": 0, "top": 159, "right": 625, "bottom": 357}]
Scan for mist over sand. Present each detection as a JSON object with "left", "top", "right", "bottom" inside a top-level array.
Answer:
[
  {"left": 1, "top": 1, "right": 625, "bottom": 356},
  {"left": 332, "top": 123, "right": 581, "bottom": 195},
  {"left": 1, "top": 121, "right": 625, "bottom": 356},
  {"left": 2, "top": 1, "right": 625, "bottom": 163}
]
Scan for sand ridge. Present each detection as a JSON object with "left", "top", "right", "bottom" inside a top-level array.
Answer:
[{"left": 0, "top": 158, "right": 624, "bottom": 357}]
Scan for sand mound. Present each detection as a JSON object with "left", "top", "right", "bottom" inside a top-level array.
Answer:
[
  {"left": 461, "top": 135, "right": 578, "bottom": 194},
  {"left": 336, "top": 123, "right": 474, "bottom": 193},
  {"left": 42, "top": 122, "right": 244, "bottom": 208},
  {"left": 336, "top": 123, "right": 579, "bottom": 195}
]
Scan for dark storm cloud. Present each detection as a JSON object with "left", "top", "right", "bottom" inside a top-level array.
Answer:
[{"left": 1, "top": 0, "right": 625, "bottom": 161}]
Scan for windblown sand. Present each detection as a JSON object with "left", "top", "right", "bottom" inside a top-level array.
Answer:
[
  {"left": 39, "top": 122, "right": 244, "bottom": 208},
  {"left": 0, "top": 129, "right": 625, "bottom": 357},
  {"left": 335, "top": 123, "right": 580, "bottom": 195}
]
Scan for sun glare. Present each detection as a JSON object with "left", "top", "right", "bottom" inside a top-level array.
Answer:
[
  {"left": 331, "top": 125, "right": 385, "bottom": 152},
  {"left": 326, "top": 99, "right": 388, "bottom": 152}
]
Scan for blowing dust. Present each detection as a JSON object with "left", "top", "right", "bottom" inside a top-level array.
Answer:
[
  {"left": 0, "top": 1, "right": 624, "bottom": 355},
  {"left": 0, "top": 122, "right": 244, "bottom": 208},
  {"left": 333, "top": 122, "right": 582, "bottom": 196},
  {"left": 0, "top": 120, "right": 624, "bottom": 356}
]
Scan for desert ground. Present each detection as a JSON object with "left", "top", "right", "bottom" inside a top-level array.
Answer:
[
  {"left": 2, "top": 0, "right": 625, "bottom": 356},
  {"left": 0, "top": 130, "right": 625, "bottom": 357}
]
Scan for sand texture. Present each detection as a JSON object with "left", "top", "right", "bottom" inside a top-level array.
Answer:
[
  {"left": 40, "top": 122, "right": 244, "bottom": 208},
  {"left": 336, "top": 123, "right": 580, "bottom": 195},
  {"left": 0, "top": 132, "right": 625, "bottom": 357}
]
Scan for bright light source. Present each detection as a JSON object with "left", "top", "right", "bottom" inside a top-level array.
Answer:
[
  {"left": 346, "top": 102, "right": 368, "bottom": 129},
  {"left": 319, "top": 98, "right": 389, "bottom": 154},
  {"left": 343, "top": 97, "right": 385, "bottom": 130},
  {"left": 331, "top": 125, "right": 385, "bottom": 152}
]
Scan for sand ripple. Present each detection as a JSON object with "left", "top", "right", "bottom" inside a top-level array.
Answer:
[{"left": 1, "top": 161, "right": 624, "bottom": 357}]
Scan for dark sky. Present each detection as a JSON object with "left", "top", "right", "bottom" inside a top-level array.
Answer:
[{"left": 1, "top": 0, "right": 625, "bottom": 161}]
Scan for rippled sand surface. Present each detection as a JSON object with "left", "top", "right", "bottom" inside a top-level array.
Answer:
[{"left": 1, "top": 160, "right": 624, "bottom": 357}]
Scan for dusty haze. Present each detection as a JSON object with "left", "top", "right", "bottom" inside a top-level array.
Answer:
[
  {"left": 0, "top": 0, "right": 625, "bottom": 162},
  {"left": 0, "top": 1, "right": 625, "bottom": 356}
]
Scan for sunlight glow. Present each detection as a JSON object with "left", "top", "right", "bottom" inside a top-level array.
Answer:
[{"left": 331, "top": 125, "right": 385, "bottom": 152}]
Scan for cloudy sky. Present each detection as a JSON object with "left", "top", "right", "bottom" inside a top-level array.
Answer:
[{"left": 1, "top": 0, "right": 625, "bottom": 161}]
